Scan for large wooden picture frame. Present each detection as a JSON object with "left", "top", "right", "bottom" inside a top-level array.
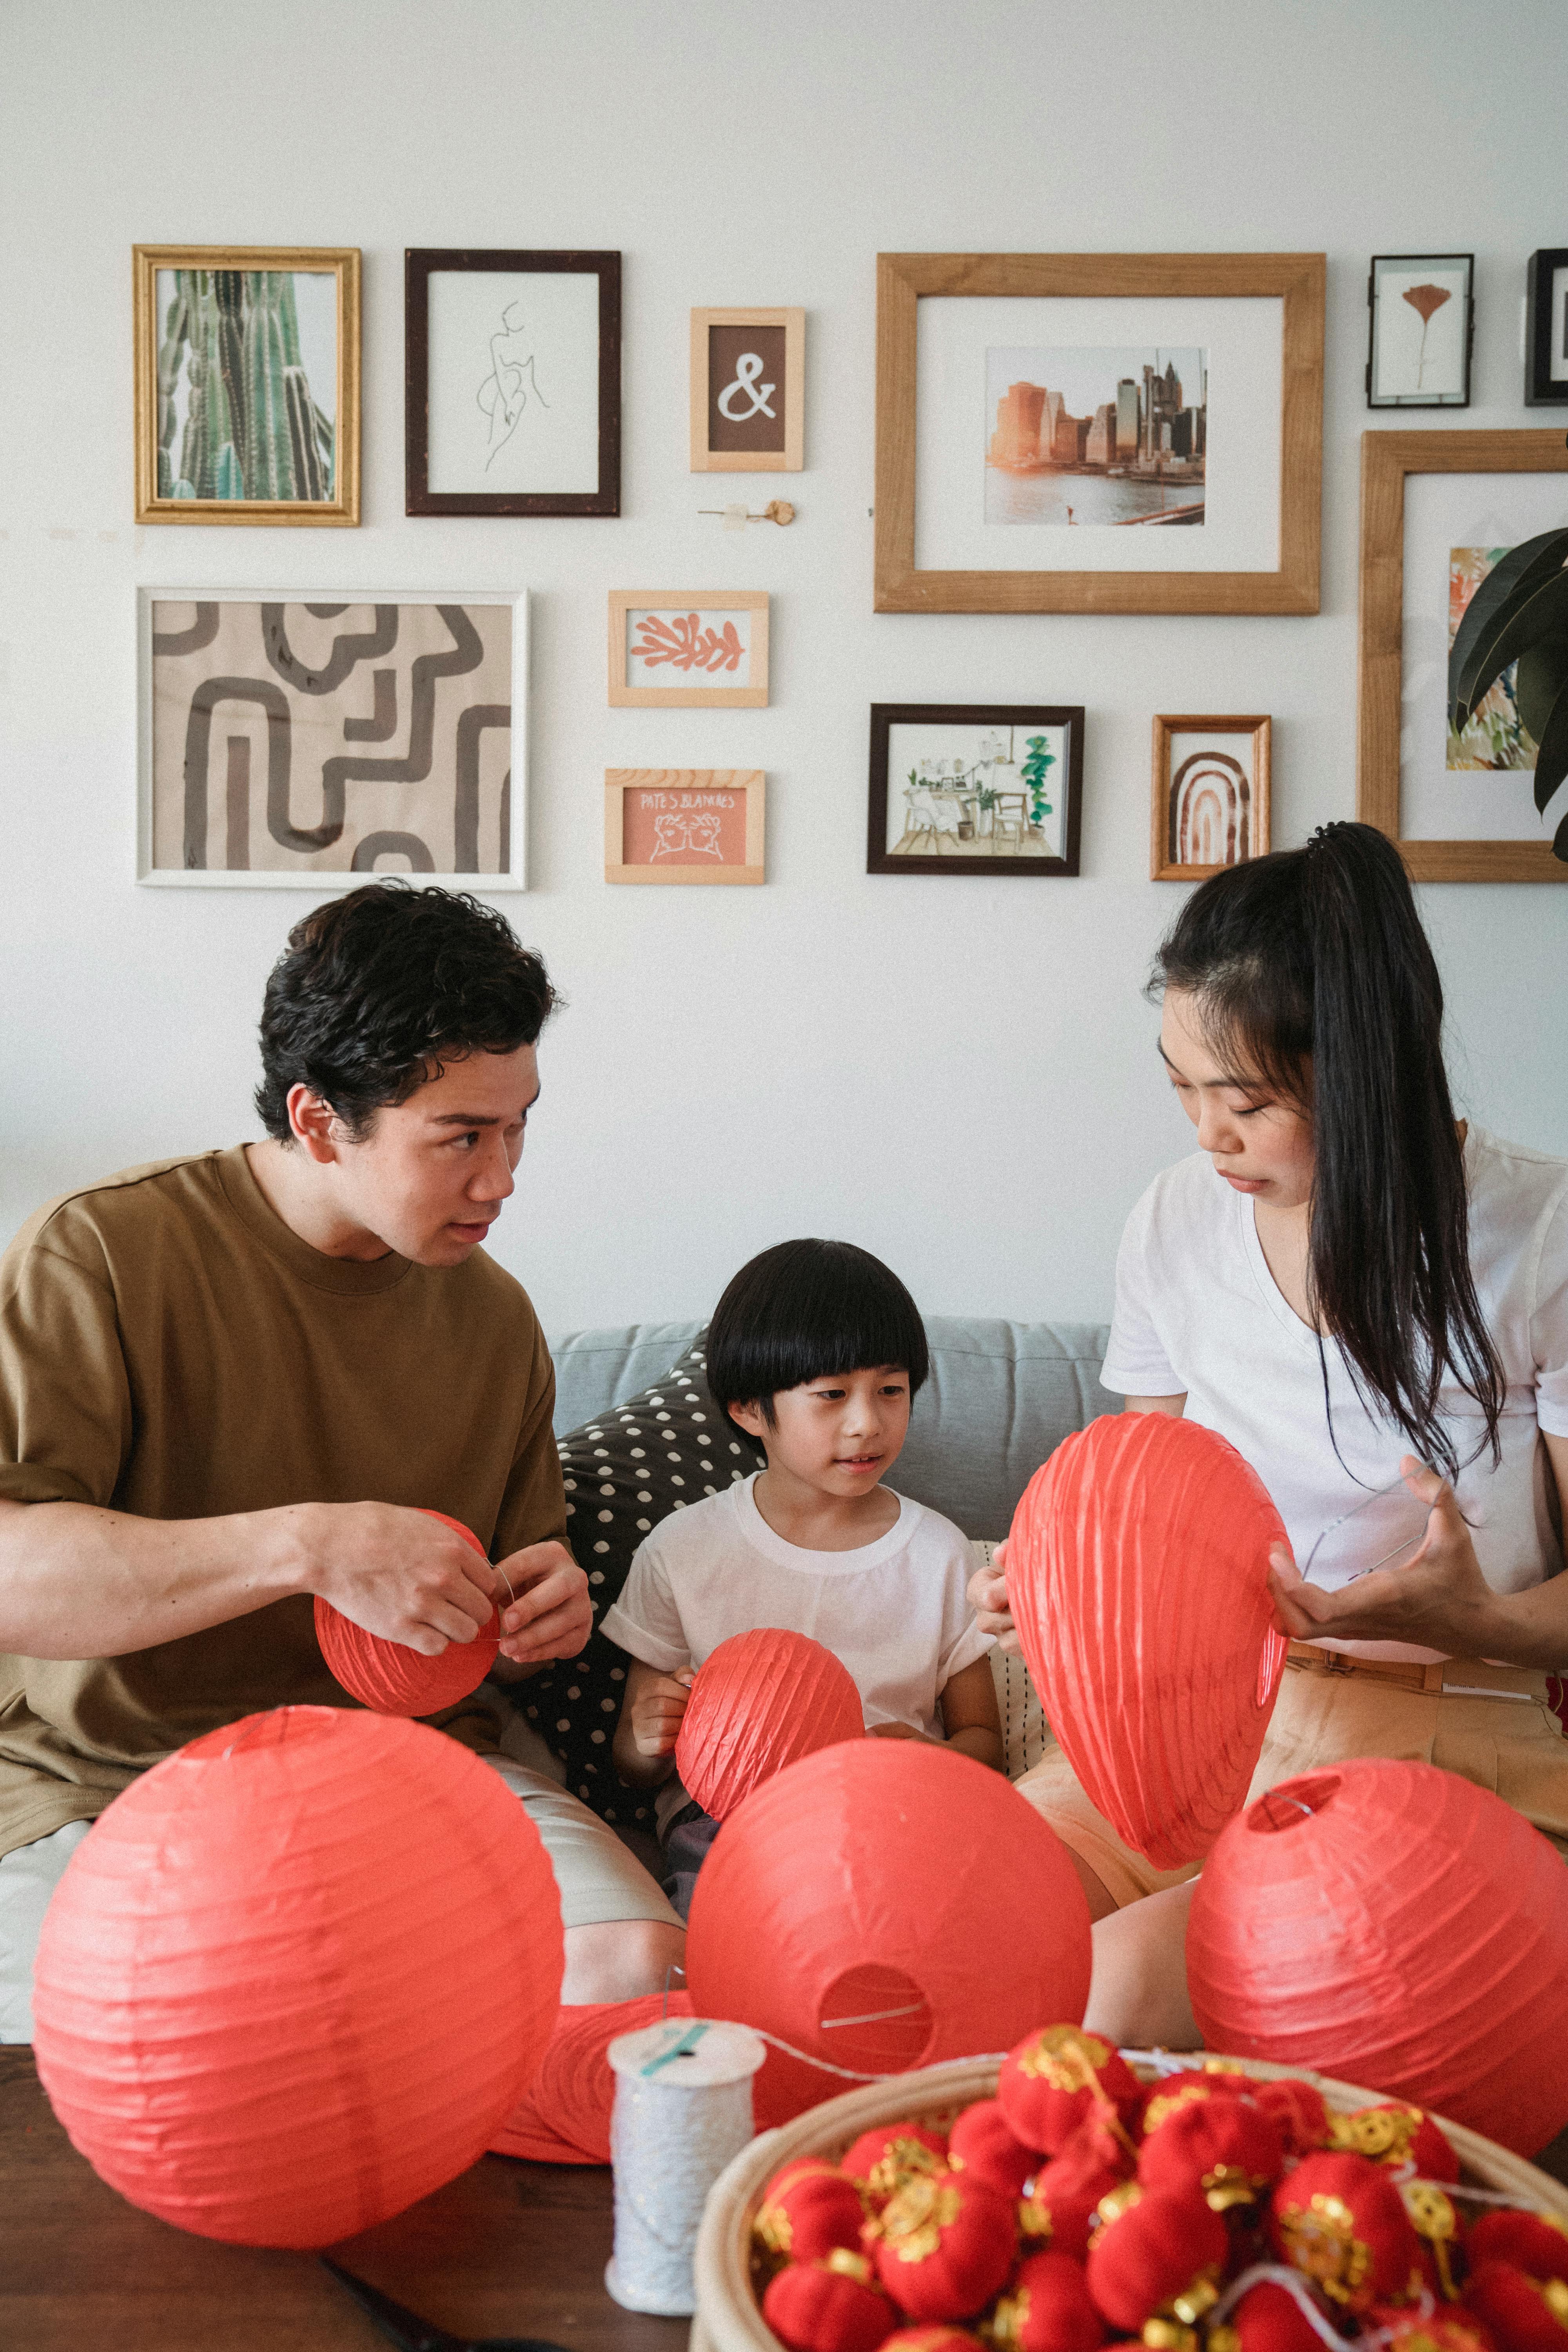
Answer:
[
  {"left": 690, "top": 307, "right": 804, "bottom": 472},
  {"left": 1356, "top": 429, "right": 1568, "bottom": 882},
  {"left": 873, "top": 251, "right": 1323, "bottom": 615}
]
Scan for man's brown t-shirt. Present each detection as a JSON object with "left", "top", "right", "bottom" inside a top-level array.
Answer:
[{"left": 0, "top": 1147, "right": 565, "bottom": 1856}]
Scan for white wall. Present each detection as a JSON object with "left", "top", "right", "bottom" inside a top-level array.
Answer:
[{"left": 2, "top": 0, "right": 1565, "bottom": 1336}]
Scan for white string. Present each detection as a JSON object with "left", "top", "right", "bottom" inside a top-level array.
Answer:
[
  {"left": 605, "top": 2022, "right": 764, "bottom": 2319},
  {"left": 1209, "top": 2265, "right": 1363, "bottom": 2352}
]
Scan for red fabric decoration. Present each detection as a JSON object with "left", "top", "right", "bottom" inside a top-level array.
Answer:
[
  {"left": 1469, "top": 2215, "right": 1568, "bottom": 2284},
  {"left": 989, "top": 2251, "right": 1107, "bottom": 2352},
  {"left": 32, "top": 1706, "right": 561, "bottom": 2246},
  {"left": 1004, "top": 1412, "right": 1288, "bottom": 1868},
  {"left": 1377, "top": 2314, "right": 1497, "bottom": 2352},
  {"left": 755, "top": 2159, "right": 871, "bottom": 2266},
  {"left": 686, "top": 1744, "right": 1092, "bottom": 2130},
  {"left": 998, "top": 2026, "right": 1141, "bottom": 2156},
  {"left": 1017, "top": 2122, "right": 1129, "bottom": 2263},
  {"left": 764, "top": 2255, "right": 898, "bottom": 2352},
  {"left": 1467, "top": 2262, "right": 1568, "bottom": 2352},
  {"left": 1085, "top": 2184, "right": 1230, "bottom": 2335},
  {"left": 866, "top": 2169, "right": 1017, "bottom": 2322},
  {"left": 675, "top": 1628, "right": 864, "bottom": 1820},
  {"left": 1187, "top": 1759, "right": 1568, "bottom": 2156},
  {"left": 489, "top": 1993, "right": 694, "bottom": 2163},
  {"left": 1266, "top": 2152, "right": 1422, "bottom": 2314},
  {"left": 1248, "top": 2078, "right": 1330, "bottom": 2159},
  {"left": 881, "top": 2331, "right": 984, "bottom": 2352},
  {"left": 842, "top": 2123, "right": 951, "bottom": 2207},
  {"left": 1216, "top": 2279, "right": 1336, "bottom": 2352},
  {"left": 314, "top": 1509, "right": 500, "bottom": 1715},
  {"left": 947, "top": 2099, "right": 1040, "bottom": 2199},
  {"left": 1136, "top": 2092, "right": 1284, "bottom": 2211},
  {"left": 1137, "top": 2069, "right": 1250, "bottom": 2140},
  {"left": 1327, "top": 2102, "right": 1460, "bottom": 2183}
]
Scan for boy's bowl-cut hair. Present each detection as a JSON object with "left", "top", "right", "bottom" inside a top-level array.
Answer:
[{"left": 706, "top": 1238, "right": 929, "bottom": 1432}]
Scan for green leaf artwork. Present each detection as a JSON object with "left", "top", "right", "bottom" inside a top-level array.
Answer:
[
  {"left": 1021, "top": 734, "right": 1056, "bottom": 825},
  {"left": 157, "top": 269, "right": 335, "bottom": 503}
]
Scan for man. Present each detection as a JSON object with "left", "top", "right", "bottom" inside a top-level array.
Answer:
[{"left": 0, "top": 884, "right": 684, "bottom": 2040}]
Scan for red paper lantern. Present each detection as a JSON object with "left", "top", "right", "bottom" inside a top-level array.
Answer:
[
  {"left": 764, "top": 2255, "right": 899, "bottom": 2352},
  {"left": 989, "top": 2251, "right": 1106, "bottom": 2352},
  {"left": 947, "top": 2099, "right": 1040, "bottom": 2200},
  {"left": 686, "top": 1742, "right": 1092, "bottom": 2130},
  {"left": 489, "top": 1992, "right": 695, "bottom": 2163},
  {"left": 755, "top": 2159, "right": 871, "bottom": 2267},
  {"left": 314, "top": 1509, "right": 500, "bottom": 1715},
  {"left": 675, "top": 1628, "right": 864, "bottom": 1820},
  {"left": 1005, "top": 1413, "right": 1288, "bottom": 1867},
  {"left": 866, "top": 2169, "right": 1017, "bottom": 2321},
  {"left": 33, "top": 1706, "right": 561, "bottom": 2245},
  {"left": 1136, "top": 2092, "right": 1284, "bottom": 2211},
  {"left": 1085, "top": 2184, "right": 1230, "bottom": 2336},
  {"left": 843, "top": 2123, "right": 952, "bottom": 2207},
  {"left": 998, "top": 2026, "right": 1141, "bottom": 2156},
  {"left": 1266, "top": 2152, "right": 1422, "bottom": 2314},
  {"left": 1218, "top": 2279, "right": 1338, "bottom": 2352},
  {"left": 1187, "top": 1760, "right": 1568, "bottom": 2155},
  {"left": 1467, "top": 2262, "right": 1568, "bottom": 2352}
]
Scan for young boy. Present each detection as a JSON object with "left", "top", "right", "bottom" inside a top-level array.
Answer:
[{"left": 604, "top": 1237, "right": 1003, "bottom": 1914}]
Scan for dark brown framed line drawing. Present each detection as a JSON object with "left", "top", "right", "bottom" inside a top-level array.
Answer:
[
  {"left": 1525, "top": 249, "right": 1568, "bottom": 407},
  {"left": 405, "top": 249, "right": 621, "bottom": 517},
  {"left": 867, "top": 703, "right": 1083, "bottom": 877},
  {"left": 1151, "top": 714, "right": 1271, "bottom": 880}
]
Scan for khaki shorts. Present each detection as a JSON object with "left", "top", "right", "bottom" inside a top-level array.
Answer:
[{"left": 1014, "top": 1648, "right": 1568, "bottom": 1910}]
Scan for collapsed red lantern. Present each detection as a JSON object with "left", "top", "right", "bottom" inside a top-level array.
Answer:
[
  {"left": 675, "top": 1628, "right": 864, "bottom": 1820},
  {"left": 314, "top": 1508, "right": 500, "bottom": 1715},
  {"left": 1187, "top": 1759, "right": 1568, "bottom": 2155},
  {"left": 686, "top": 1742, "right": 1093, "bottom": 2129},
  {"left": 1005, "top": 1412, "right": 1288, "bottom": 1867},
  {"left": 33, "top": 1706, "right": 562, "bottom": 2246},
  {"left": 489, "top": 1993, "right": 695, "bottom": 2164}
]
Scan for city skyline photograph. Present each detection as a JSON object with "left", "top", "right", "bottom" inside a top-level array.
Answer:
[{"left": 984, "top": 343, "right": 1208, "bottom": 528}]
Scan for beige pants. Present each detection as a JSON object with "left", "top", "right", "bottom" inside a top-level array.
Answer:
[{"left": 1014, "top": 1650, "right": 1568, "bottom": 1909}]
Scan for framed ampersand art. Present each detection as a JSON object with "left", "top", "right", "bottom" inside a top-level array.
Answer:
[{"left": 690, "top": 308, "right": 804, "bottom": 473}]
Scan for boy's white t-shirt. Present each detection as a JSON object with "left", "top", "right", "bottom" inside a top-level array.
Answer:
[
  {"left": 1100, "top": 1126, "right": 1568, "bottom": 1662},
  {"left": 601, "top": 1476, "right": 993, "bottom": 1831}
]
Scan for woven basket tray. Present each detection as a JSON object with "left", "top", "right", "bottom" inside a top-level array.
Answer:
[{"left": 691, "top": 2051, "right": 1568, "bottom": 2352}]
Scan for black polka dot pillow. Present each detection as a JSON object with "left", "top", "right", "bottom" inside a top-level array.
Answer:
[{"left": 506, "top": 1335, "right": 766, "bottom": 1826}]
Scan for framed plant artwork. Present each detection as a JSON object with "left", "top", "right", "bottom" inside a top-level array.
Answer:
[
  {"left": 873, "top": 251, "right": 1323, "bottom": 616},
  {"left": 137, "top": 590, "right": 526, "bottom": 886},
  {"left": 1365, "top": 254, "right": 1473, "bottom": 410},
  {"left": 607, "top": 591, "right": 769, "bottom": 708},
  {"left": 1151, "top": 714, "right": 1271, "bottom": 880},
  {"left": 1356, "top": 429, "right": 1568, "bottom": 882},
  {"left": 405, "top": 249, "right": 621, "bottom": 517},
  {"left": 132, "top": 247, "right": 360, "bottom": 525},
  {"left": 604, "top": 770, "right": 765, "bottom": 885},
  {"left": 1525, "top": 249, "right": 1568, "bottom": 407},
  {"left": 690, "top": 307, "right": 804, "bottom": 472},
  {"left": 867, "top": 703, "right": 1083, "bottom": 877}
]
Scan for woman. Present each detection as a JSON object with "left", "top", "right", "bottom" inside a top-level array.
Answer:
[{"left": 973, "top": 822, "right": 1568, "bottom": 2045}]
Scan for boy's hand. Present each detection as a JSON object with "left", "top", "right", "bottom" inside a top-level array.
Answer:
[
  {"left": 629, "top": 1668, "right": 695, "bottom": 1758},
  {"left": 968, "top": 1538, "right": 1021, "bottom": 1655}
]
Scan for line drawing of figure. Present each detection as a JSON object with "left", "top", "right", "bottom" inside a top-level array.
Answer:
[
  {"left": 649, "top": 810, "right": 726, "bottom": 860},
  {"left": 477, "top": 301, "right": 550, "bottom": 469}
]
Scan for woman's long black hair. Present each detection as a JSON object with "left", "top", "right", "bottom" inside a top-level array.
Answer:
[{"left": 1152, "top": 820, "right": 1504, "bottom": 1482}]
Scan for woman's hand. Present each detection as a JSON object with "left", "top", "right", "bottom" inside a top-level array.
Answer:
[
  {"left": 968, "top": 1538, "right": 1022, "bottom": 1656},
  {"left": 1268, "top": 1455, "right": 1506, "bottom": 1656}
]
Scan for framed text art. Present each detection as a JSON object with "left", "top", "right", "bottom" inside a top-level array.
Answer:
[
  {"left": 607, "top": 591, "right": 769, "bottom": 708},
  {"left": 1365, "top": 253, "right": 1474, "bottom": 410},
  {"left": 137, "top": 590, "right": 527, "bottom": 887},
  {"left": 867, "top": 703, "right": 1083, "bottom": 877},
  {"left": 132, "top": 246, "right": 361, "bottom": 526},
  {"left": 405, "top": 249, "right": 621, "bottom": 517},
  {"left": 1356, "top": 430, "right": 1568, "bottom": 882},
  {"left": 604, "top": 770, "right": 765, "bottom": 885},
  {"left": 1525, "top": 249, "right": 1568, "bottom": 408},
  {"left": 690, "top": 308, "right": 804, "bottom": 472},
  {"left": 873, "top": 251, "right": 1323, "bottom": 615},
  {"left": 1151, "top": 714, "right": 1271, "bottom": 881}
]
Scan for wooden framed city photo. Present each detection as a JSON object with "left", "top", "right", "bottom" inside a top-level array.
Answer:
[
  {"left": 690, "top": 308, "right": 804, "bottom": 472},
  {"left": 867, "top": 703, "right": 1083, "bottom": 877},
  {"left": 1151, "top": 714, "right": 1271, "bottom": 880},
  {"left": 133, "top": 246, "right": 360, "bottom": 525},
  {"left": 607, "top": 591, "right": 769, "bottom": 708},
  {"left": 604, "top": 770, "right": 765, "bottom": 885},
  {"left": 873, "top": 251, "right": 1323, "bottom": 615}
]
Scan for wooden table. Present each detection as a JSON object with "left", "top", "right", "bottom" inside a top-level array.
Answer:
[{"left": 0, "top": 2047, "right": 694, "bottom": 2352}]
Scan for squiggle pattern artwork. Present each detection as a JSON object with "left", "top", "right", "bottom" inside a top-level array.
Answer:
[
  {"left": 477, "top": 301, "right": 550, "bottom": 470},
  {"left": 632, "top": 613, "right": 744, "bottom": 674}
]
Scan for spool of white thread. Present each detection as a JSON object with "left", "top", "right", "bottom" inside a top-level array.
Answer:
[{"left": 604, "top": 2017, "right": 766, "bottom": 2316}]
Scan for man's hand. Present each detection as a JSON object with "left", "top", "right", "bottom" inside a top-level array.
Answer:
[
  {"left": 968, "top": 1538, "right": 1022, "bottom": 1656},
  {"left": 1268, "top": 1455, "right": 1504, "bottom": 1655},
  {"left": 628, "top": 1668, "right": 695, "bottom": 1759},
  {"left": 495, "top": 1540, "right": 593, "bottom": 1666},
  {"left": 309, "top": 1502, "right": 500, "bottom": 1654}
]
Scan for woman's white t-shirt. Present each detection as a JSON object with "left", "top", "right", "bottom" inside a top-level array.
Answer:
[
  {"left": 1100, "top": 1127, "right": 1568, "bottom": 1662},
  {"left": 601, "top": 1475, "right": 992, "bottom": 1829}
]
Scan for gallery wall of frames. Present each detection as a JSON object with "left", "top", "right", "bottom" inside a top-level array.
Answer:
[{"left": 5, "top": 0, "right": 1568, "bottom": 1334}]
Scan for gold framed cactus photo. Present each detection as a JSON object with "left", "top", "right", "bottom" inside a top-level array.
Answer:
[{"left": 133, "top": 246, "right": 361, "bottom": 525}]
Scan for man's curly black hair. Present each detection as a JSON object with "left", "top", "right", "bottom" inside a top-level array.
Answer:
[{"left": 254, "top": 883, "right": 558, "bottom": 1143}]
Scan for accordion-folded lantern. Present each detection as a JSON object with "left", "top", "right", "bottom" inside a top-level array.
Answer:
[
  {"left": 32, "top": 1706, "right": 563, "bottom": 2246},
  {"left": 675, "top": 1626, "right": 864, "bottom": 1819},
  {"left": 1006, "top": 1412, "right": 1289, "bottom": 1868},
  {"left": 314, "top": 1508, "right": 501, "bottom": 1714}
]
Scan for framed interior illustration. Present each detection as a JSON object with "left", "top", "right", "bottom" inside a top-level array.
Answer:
[
  {"left": 867, "top": 703, "right": 1083, "bottom": 877},
  {"left": 1151, "top": 714, "right": 1271, "bottom": 880},
  {"left": 405, "top": 249, "right": 621, "bottom": 516},
  {"left": 604, "top": 770, "right": 765, "bottom": 884},
  {"left": 607, "top": 591, "right": 769, "bottom": 708},
  {"left": 873, "top": 250, "right": 1323, "bottom": 615},
  {"left": 1365, "top": 253, "right": 1473, "bottom": 410},
  {"left": 1356, "top": 429, "right": 1568, "bottom": 882},
  {"left": 132, "top": 246, "right": 360, "bottom": 525},
  {"left": 690, "top": 307, "right": 804, "bottom": 472},
  {"left": 137, "top": 590, "right": 526, "bottom": 886},
  {"left": 1525, "top": 249, "right": 1568, "bottom": 407}
]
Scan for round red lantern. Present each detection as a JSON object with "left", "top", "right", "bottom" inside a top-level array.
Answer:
[
  {"left": 1136, "top": 2092, "right": 1284, "bottom": 2211},
  {"left": 867, "top": 2169, "right": 1017, "bottom": 2321},
  {"left": 843, "top": 2122, "right": 951, "bottom": 2207},
  {"left": 1469, "top": 2214, "right": 1568, "bottom": 2283},
  {"left": 33, "top": 1706, "right": 562, "bottom": 2245},
  {"left": 1085, "top": 2184, "right": 1230, "bottom": 2338},
  {"left": 1467, "top": 2261, "right": 1568, "bottom": 2352},
  {"left": 1018, "top": 2122, "right": 1128, "bottom": 2262},
  {"left": 947, "top": 2098, "right": 1040, "bottom": 2199},
  {"left": 1004, "top": 1412, "right": 1288, "bottom": 1868},
  {"left": 675, "top": 1628, "right": 864, "bottom": 1820},
  {"left": 685, "top": 1742, "right": 1092, "bottom": 2129},
  {"left": 1327, "top": 2102, "right": 1460, "bottom": 2182},
  {"left": 764, "top": 2255, "right": 898, "bottom": 2352},
  {"left": 989, "top": 2250, "right": 1106, "bottom": 2352},
  {"left": 754, "top": 2159, "right": 871, "bottom": 2267},
  {"left": 314, "top": 1509, "right": 500, "bottom": 1715},
  {"left": 489, "top": 1992, "right": 695, "bottom": 2164},
  {"left": 1213, "top": 2279, "right": 1337, "bottom": 2352},
  {"left": 1187, "top": 1759, "right": 1568, "bottom": 2155},
  {"left": 1266, "top": 2152, "right": 1422, "bottom": 2314},
  {"left": 998, "top": 2025, "right": 1141, "bottom": 2156}
]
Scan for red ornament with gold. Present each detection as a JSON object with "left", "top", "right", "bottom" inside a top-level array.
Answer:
[
  {"left": 1373, "top": 2311, "right": 1497, "bottom": 2352},
  {"left": 986, "top": 2250, "right": 1106, "bottom": 2352},
  {"left": 1137, "top": 2069, "right": 1247, "bottom": 2138},
  {"left": 947, "top": 2100, "right": 1040, "bottom": 2200},
  {"left": 1468, "top": 2214, "right": 1568, "bottom": 2285},
  {"left": 1267, "top": 2151, "right": 1423, "bottom": 2314},
  {"left": 1136, "top": 2092, "right": 1284, "bottom": 2212},
  {"left": 866, "top": 2168, "right": 1018, "bottom": 2323},
  {"left": 1017, "top": 2123, "right": 1129, "bottom": 2262},
  {"left": 1084, "top": 2183, "right": 1230, "bottom": 2345},
  {"left": 1327, "top": 2102, "right": 1461, "bottom": 2185},
  {"left": 998, "top": 2026, "right": 1140, "bottom": 2157},
  {"left": 754, "top": 2158, "right": 869, "bottom": 2269},
  {"left": 843, "top": 2123, "right": 951, "bottom": 2210},
  {"left": 1248, "top": 2077, "right": 1330, "bottom": 2159},
  {"left": 1210, "top": 2278, "right": 1336, "bottom": 2352},
  {"left": 884, "top": 2332, "right": 984, "bottom": 2352},
  {"left": 1466, "top": 2261, "right": 1568, "bottom": 2352},
  {"left": 1402, "top": 2179, "right": 1466, "bottom": 2301},
  {"left": 764, "top": 2253, "right": 898, "bottom": 2352}
]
